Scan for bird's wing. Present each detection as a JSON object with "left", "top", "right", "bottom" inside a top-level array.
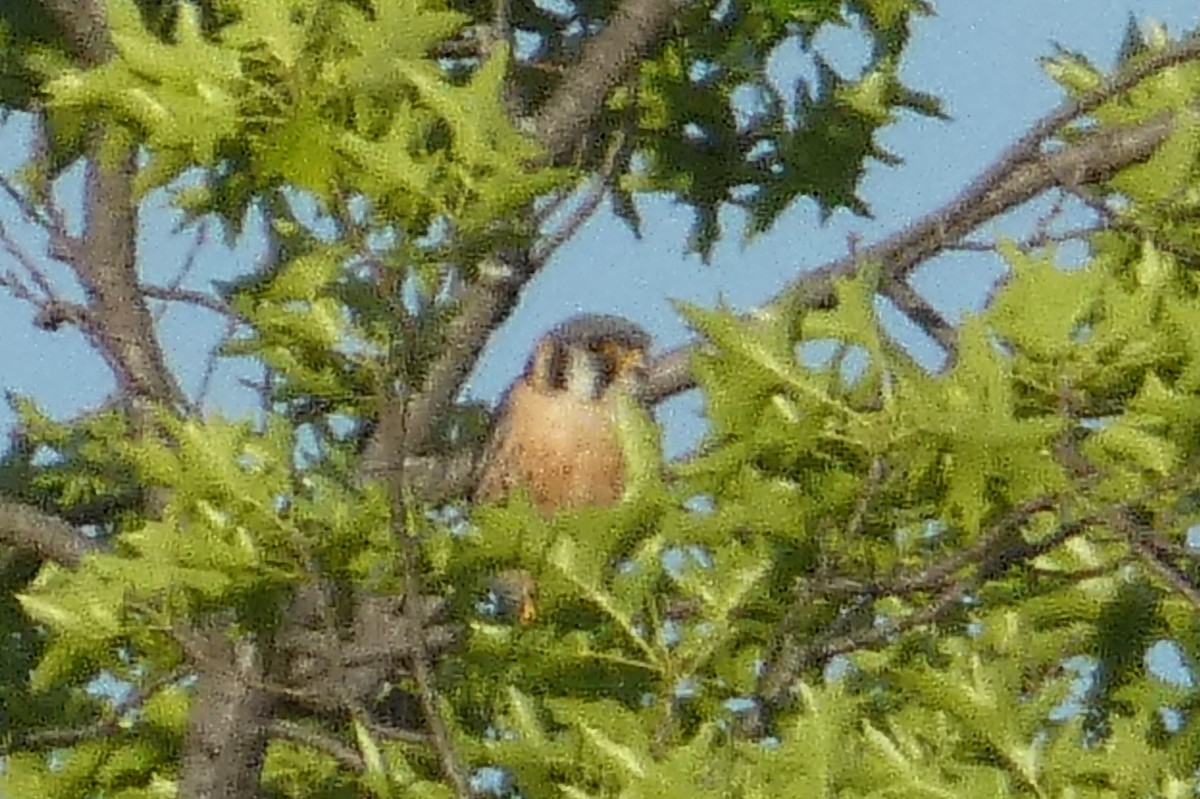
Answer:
[{"left": 473, "top": 382, "right": 522, "bottom": 503}]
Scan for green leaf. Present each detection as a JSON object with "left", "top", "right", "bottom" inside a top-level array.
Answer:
[{"left": 990, "top": 243, "right": 1104, "bottom": 360}]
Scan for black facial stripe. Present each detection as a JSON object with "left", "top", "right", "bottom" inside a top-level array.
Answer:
[
  {"left": 593, "top": 344, "right": 619, "bottom": 388},
  {"left": 547, "top": 340, "right": 569, "bottom": 391}
]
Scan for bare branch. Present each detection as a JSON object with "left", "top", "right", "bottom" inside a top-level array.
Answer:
[
  {"left": 530, "top": 132, "right": 626, "bottom": 269},
  {"left": 38, "top": 0, "right": 115, "bottom": 66},
  {"left": 1112, "top": 508, "right": 1200, "bottom": 613},
  {"left": 643, "top": 109, "right": 1178, "bottom": 405},
  {"left": 0, "top": 142, "right": 82, "bottom": 265},
  {"left": 268, "top": 720, "right": 366, "bottom": 773},
  {"left": 141, "top": 284, "right": 240, "bottom": 319},
  {"left": 0, "top": 500, "right": 95, "bottom": 568},
  {"left": 879, "top": 277, "right": 957, "bottom": 355},
  {"left": 532, "top": 0, "right": 691, "bottom": 163},
  {"left": 152, "top": 222, "right": 212, "bottom": 323},
  {"left": 0, "top": 217, "right": 61, "bottom": 302},
  {"left": 946, "top": 225, "right": 1103, "bottom": 253},
  {"left": 194, "top": 319, "right": 240, "bottom": 410}
]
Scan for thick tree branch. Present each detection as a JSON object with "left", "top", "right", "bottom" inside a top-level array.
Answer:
[
  {"left": 532, "top": 0, "right": 691, "bottom": 162},
  {"left": 176, "top": 634, "right": 273, "bottom": 799},
  {"left": 38, "top": 0, "right": 114, "bottom": 66},
  {"left": 0, "top": 500, "right": 95, "bottom": 568},
  {"left": 75, "top": 145, "right": 185, "bottom": 405}
]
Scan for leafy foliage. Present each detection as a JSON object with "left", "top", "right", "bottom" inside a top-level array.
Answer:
[{"left": 7, "top": 4, "right": 1200, "bottom": 799}]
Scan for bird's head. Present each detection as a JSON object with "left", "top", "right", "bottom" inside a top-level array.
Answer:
[{"left": 525, "top": 314, "right": 651, "bottom": 403}]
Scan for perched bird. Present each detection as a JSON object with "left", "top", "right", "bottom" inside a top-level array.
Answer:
[{"left": 474, "top": 314, "right": 654, "bottom": 621}]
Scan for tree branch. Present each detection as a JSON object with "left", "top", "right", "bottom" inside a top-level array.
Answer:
[
  {"left": 1112, "top": 508, "right": 1200, "bottom": 613},
  {"left": 38, "top": 0, "right": 114, "bottom": 66},
  {"left": 0, "top": 500, "right": 95, "bottom": 568},
  {"left": 74, "top": 144, "right": 185, "bottom": 405},
  {"left": 176, "top": 633, "right": 273, "bottom": 799},
  {"left": 532, "top": 0, "right": 691, "bottom": 163},
  {"left": 644, "top": 109, "right": 1178, "bottom": 404},
  {"left": 758, "top": 463, "right": 1200, "bottom": 708}
]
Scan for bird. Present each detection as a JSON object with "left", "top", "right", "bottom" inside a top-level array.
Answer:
[{"left": 473, "top": 313, "right": 654, "bottom": 622}]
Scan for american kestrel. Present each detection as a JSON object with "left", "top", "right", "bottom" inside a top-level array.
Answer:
[{"left": 474, "top": 314, "right": 654, "bottom": 621}]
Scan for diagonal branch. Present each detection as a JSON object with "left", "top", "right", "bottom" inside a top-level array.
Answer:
[
  {"left": 643, "top": 109, "right": 1178, "bottom": 404},
  {"left": 532, "top": 0, "right": 691, "bottom": 163},
  {"left": 0, "top": 500, "right": 95, "bottom": 568},
  {"left": 1111, "top": 508, "right": 1200, "bottom": 613}
]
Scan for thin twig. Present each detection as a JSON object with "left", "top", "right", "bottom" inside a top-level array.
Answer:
[
  {"left": 0, "top": 145, "right": 80, "bottom": 265},
  {"left": 140, "top": 284, "right": 240, "bottom": 318},
  {"left": 529, "top": 132, "right": 626, "bottom": 268},
  {"left": 268, "top": 720, "right": 366, "bottom": 773},
  {"left": 879, "top": 278, "right": 957, "bottom": 354},
  {"left": 389, "top": 408, "right": 471, "bottom": 798},
  {"left": 153, "top": 221, "right": 211, "bottom": 322},
  {"left": 195, "top": 318, "right": 240, "bottom": 410},
  {"left": 0, "top": 218, "right": 59, "bottom": 301},
  {"left": 1111, "top": 508, "right": 1200, "bottom": 613},
  {"left": 947, "top": 224, "right": 1105, "bottom": 253}
]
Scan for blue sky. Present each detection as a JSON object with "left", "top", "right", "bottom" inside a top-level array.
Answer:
[{"left": 1, "top": 1, "right": 1198, "bottom": 458}]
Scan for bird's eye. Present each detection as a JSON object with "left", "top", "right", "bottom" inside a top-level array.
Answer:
[
  {"left": 591, "top": 342, "right": 647, "bottom": 392},
  {"left": 594, "top": 342, "right": 622, "bottom": 385}
]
